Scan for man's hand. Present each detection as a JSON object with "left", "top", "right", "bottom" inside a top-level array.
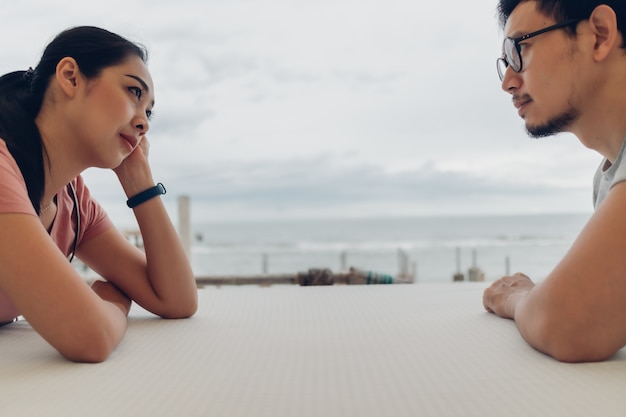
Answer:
[{"left": 483, "top": 273, "right": 535, "bottom": 319}]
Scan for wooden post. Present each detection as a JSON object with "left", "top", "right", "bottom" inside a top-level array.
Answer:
[
  {"left": 262, "top": 253, "right": 268, "bottom": 274},
  {"left": 468, "top": 248, "right": 485, "bottom": 282},
  {"left": 178, "top": 195, "right": 191, "bottom": 259},
  {"left": 397, "top": 249, "right": 415, "bottom": 282},
  {"left": 453, "top": 246, "right": 464, "bottom": 282},
  {"left": 398, "top": 249, "right": 407, "bottom": 278}
]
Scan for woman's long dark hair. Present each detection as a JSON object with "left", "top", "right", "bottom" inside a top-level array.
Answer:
[{"left": 0, "top": 26, "right": 147, "bottom": 214}]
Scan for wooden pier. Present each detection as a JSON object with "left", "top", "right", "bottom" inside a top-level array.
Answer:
[
  {"left": 118, "top": 196, "right": 418, "bottom": 288},
  {"left": 195, "top": 266, "right": 415, "bottom": 287}
]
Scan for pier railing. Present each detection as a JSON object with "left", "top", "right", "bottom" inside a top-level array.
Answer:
[{"left": 196, "top": 266, "right": 415, "bottom": 287}]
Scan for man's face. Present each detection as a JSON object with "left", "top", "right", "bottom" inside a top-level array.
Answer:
[{"left": 500, "top": 1, "right": 581, "bottom": 138}]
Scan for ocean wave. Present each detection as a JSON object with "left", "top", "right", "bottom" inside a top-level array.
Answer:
[{"left": 191, "top": 235, "right": 570, "bottom": 254}]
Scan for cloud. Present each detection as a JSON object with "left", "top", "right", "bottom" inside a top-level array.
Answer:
[
  {"left": 84, "top": 151, "right": 593, "bottom": 226},
  {"left": 0, "top": 0, "right": 602, "bottom": 226}
]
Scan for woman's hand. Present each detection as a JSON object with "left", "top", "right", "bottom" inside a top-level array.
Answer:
[
  {"left": 113, "top": 136, "right": 155, "bottom": 197},
  {"left": 91, "top": 280, "right": 132, "bottom": 317},
  {"left": 114, "top": 135, "right": 150, "bottom": 177}
]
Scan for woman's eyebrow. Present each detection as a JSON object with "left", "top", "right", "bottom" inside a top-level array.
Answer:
[{"left": 125, "top": 74, "right": 155, "bottom": 106}]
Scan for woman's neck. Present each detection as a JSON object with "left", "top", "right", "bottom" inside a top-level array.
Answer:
[{"left": 36, "top": 116, "right": 86, "bottom": 209}]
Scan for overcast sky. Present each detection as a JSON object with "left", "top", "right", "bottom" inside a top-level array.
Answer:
[{"left": 0, "top": 0, "right": 599, "bottom": 226}]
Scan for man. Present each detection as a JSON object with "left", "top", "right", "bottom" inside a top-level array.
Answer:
[{"left": 483, "top": 1, "right": 626, "bottom": 362}]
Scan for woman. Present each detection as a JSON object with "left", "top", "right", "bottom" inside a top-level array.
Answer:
[{"left": 0, "top": 26, "right": 198, "bottom": 362}]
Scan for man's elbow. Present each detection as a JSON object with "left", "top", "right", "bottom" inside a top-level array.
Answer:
[
  {"left": 536, "top": 319, "right": 620, "bottom": 363},
  {"left": 546, "top": 338, "right": 618, "bottom": 363},
  {"left": 157, "top": 296, "right": 198, "bottom": 320}
]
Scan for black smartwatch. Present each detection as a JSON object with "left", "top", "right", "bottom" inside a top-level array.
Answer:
[{"left": 126, "top": 183, "right": 166, "bottom": 208}]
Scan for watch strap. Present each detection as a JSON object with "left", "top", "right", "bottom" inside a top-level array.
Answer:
[{"left": 126, "top": 183, "right": 166, "bottom": 208}]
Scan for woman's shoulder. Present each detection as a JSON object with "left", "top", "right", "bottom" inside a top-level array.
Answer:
[
  {"left": 0, "top": 137, "right": 30, "bottom": 191},
  {"left": 57, "top": 175, "right": 91, "bottom": 213},
  {"left": 0, "top": 137, "right": 21, "bottom": 173},
  {"left": 69, "top": 175, "right": 95, "bottom": 205},
  {"left": 0, "top": 138, "right": 36, "bottom": 216},
  {"left": 63, "top": 175, "right": 113, "bottom": 239}
]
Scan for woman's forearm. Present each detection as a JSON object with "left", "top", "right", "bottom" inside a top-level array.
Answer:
[{"left": 131, "top": 195, "right": 198, "bottom": 318}]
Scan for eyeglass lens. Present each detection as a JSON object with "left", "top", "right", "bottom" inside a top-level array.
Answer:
[
  {"left": 497, "top": 38, "right": 521, "bottom": 81},
  {"left": 497, "top": 58, "right": 507, "bottom": 81},
  {"left": 504, "top": 38, "right": 521, "bottom": 71}
]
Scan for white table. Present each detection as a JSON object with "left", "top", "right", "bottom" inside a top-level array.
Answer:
[{"left": 2, "top": 283, "right": 625, "bottom": 416}]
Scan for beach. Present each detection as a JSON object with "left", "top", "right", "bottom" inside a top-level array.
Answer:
[{"left": 187, "top": 213, "right": 591, "bottom": 282}]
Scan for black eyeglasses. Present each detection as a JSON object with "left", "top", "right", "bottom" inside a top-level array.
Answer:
[{"left": 496, "top": 19, "right": 580, "bottom": 81}]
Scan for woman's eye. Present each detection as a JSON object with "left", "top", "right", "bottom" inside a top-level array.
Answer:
[
  {"left": 129, "top": 86, "right": 143, "bottom": 100},
  {"left": 146, "top": 109, "right": 153, "bottom": 120}
]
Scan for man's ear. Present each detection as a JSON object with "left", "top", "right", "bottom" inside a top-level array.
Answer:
[
  {"left": 54, "top": 57, "right": 81, "bottom": 98},
  {"left": 588, "top": 5, "right": 620, "bottom": 62}
]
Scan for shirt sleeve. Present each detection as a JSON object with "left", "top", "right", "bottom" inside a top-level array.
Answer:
[
  {"left": 0, "top": 139, "right": 37, "bottom": 216},
  {"left": 0, "top": 139, "right": 32, "bottom": 322}
]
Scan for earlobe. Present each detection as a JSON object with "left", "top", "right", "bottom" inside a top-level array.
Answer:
[
  {"left": 589, "top": 5, "right": 619, "bottom": 61},
  {"left": 55, "top": 57, "right": 81, "bottom": 97}
]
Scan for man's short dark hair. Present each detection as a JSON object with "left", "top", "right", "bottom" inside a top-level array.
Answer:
[{"left": 498, "top": 0, "right": 626, "bottom": 48}]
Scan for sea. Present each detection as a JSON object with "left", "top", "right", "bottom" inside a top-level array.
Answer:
[{"left": 187, "top": 213, "right": 591, "bottom": 283}]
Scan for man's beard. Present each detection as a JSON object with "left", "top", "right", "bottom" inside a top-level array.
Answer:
[{"left": 526, "top": 107, "right": 579, "bottom": 138}]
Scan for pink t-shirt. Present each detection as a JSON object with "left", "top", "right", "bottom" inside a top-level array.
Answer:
[{"left": 0, "top": 139, "right": 113, "bottom": 323}]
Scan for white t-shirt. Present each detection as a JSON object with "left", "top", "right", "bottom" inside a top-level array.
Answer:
[{"left": 593, "top": 138, "right": 626, "bottom": 208}]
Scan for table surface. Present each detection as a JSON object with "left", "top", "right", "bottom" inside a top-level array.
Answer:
[{"left": 2, "top": 283, "right": 626, "bottom": 417}]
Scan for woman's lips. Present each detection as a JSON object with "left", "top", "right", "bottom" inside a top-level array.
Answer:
[{"left": 120, "top": 133, "right": 138, "bottom": 150}]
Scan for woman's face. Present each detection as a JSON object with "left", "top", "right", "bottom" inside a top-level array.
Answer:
[{"left": 71, "top": 55, "right": 155, "bottom": 168}]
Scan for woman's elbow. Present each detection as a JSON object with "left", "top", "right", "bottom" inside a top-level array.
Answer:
[
  {"left": 61, "top": 348, "right": 111, "bottom": 363},
  {"left": 57, "top": 334, "right": 117, "bottom": 363}
]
